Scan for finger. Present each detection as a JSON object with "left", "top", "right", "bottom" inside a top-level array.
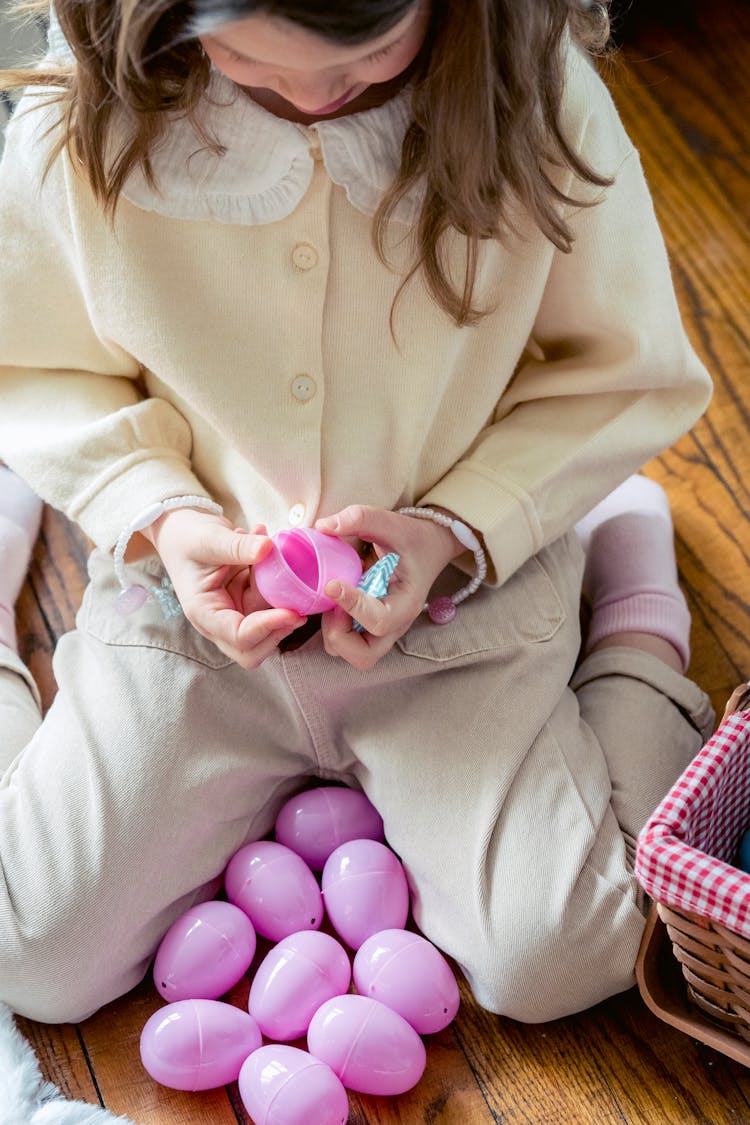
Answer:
[
  {"left": 196, "top": 525, "right": 272, "bottom": 568},
  {"left": 223, "top": 569, "right": 277, "bottom": 617},
  {"left": 210, "top": 628, "right": 289, "bottom": 670},
  {"left": 316, "top": 505, "right": 397, "bottom": 549},
  {"left": 321, "top": 605, "right": 394, "bottom": 671},
  {"left": 189, "top": 601, "right": 301, "bottom": 664},
  {"left": 233, "top": 621, "right": 303, "bottom": 669},
  {"left": 239, "top": 523, "right": 269, "bottom": 537},
  {"left": 236, "top": 607, "right": 305, "bottom": 647},
  {"left": 324, "top": 580, "right": 392, "bottom": 637}
]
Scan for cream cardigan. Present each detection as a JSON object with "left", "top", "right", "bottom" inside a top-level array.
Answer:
[{"left": 0, "top": 47, "right": 711, "bottom": 585}]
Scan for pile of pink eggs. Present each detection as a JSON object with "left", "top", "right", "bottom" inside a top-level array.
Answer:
[{"left": 140, "top": 785, "right": 460, "bottom": 1125}]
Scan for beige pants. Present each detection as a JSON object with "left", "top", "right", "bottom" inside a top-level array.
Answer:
[{"left": 0, "top": 532, "right": 714, "bottom": 1024}]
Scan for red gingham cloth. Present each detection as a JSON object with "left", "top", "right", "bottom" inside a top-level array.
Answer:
[{"left": 635, "top": 710, "right": 750, "bottom": 938}]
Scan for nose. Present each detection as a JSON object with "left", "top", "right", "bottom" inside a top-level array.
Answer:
[{"left": 277, "top": 77, "right": 346, "bottom": 113}]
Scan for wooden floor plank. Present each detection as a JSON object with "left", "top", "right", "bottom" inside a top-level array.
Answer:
[
  {"left": 15, "top": 1016, "right": 104, "bottom": 1106},
  {"left": 607, "top": 1, "right": 750, "bottom": 719},
  {"left": 78, "top": 982, "right": 243, "bottom": 1125}
]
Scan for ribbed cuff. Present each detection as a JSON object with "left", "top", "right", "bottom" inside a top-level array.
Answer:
[{"left": 585, "top": 591, "right": 691, "bottom": 672}]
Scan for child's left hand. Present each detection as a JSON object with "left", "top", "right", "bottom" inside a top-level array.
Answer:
[{"left": 314, "top": 505, "right": 465, "bottom": 670}]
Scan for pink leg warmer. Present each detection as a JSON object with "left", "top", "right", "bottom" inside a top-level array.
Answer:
[{"left": 576, "top": 475, "right": 692, "bottom": 672}]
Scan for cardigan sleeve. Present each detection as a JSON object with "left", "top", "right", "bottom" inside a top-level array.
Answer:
[
  {"left": 420, "top": 51, "right": 712, "bottom": 585},
  {"left": 0, "top": 98, "right": 210, "bottom": 551}
]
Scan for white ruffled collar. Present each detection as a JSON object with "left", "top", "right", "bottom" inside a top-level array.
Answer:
[{"left": 120, "top": 71, "right": 420, "bottom": 226}]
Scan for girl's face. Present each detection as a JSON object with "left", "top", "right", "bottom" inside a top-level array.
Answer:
[{"left": 199, "top": 3, "right": 429, "bottom": 120}]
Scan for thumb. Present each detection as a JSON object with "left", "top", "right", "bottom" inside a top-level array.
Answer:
[{"left": 196, "top": 525, "right": 272, "bottom": 567}]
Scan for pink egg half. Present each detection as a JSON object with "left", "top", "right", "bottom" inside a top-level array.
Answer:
[
  {"left": 353, "top": 928, "right": 460, "bottom": 1034},
  {"left": 239, "top": 1045, "right": 349, "bottom": 1125},
  {"left": 140, "top": 999, "right": 262, "bottom": 1091},
  {"left": 249, "top": 930, "right": 351, "bottom": 1041},
  {"left": 254, "top": 528, "right": 363, "bottom": 615},
  {"left": 275, "top": 786, "right": 385, "bottom": 871},
  {"left": 307, "top": 994, "right": 426, "bottom": 1096},
  {"left": 225, "top": 840, "right": 323, "bottom": 941},
  {"left": 321, "top": 839, "right": 409, "bottom": 949},
  {"left": 153, "top": 900, "right": 256, "bottom": 1001}
]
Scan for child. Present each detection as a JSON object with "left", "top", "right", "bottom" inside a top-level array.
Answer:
[{"left": 0, "top": 0, "right": 715, "bottom": 1025}]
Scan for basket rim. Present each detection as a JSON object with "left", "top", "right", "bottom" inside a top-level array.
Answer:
[
  {"left": 636, "top": 710, "right": 750, "bottom": 938},
  {"left": 635, "top": 903, "right": 750, "bottom": 1066}
]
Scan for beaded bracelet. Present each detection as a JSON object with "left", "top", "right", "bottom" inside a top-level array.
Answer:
[
  {"left": 397, "top": 506, "right": 487, "bottom": 624},
  {"left": 114, "top": 494, "right": 224, "bottom": 615}
]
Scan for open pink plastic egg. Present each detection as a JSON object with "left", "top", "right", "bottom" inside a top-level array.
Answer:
[
  {"left": 322, "top": 839, "right": 410, "bottom": 949},
  {"left": 254, "top": 528, "right": 363, "bottom": 615},
  {"left": 153, "top": 899, "right": 256, "bottom": 1002},
  {"left": 275, "top": 785, "right": 385, "bottom": 871},
  {"left": 225, "top": 840, "right": 323, "bottom": 941},
  {"left": 353, "top": 928, "right": 460, "bottom": 1034}
]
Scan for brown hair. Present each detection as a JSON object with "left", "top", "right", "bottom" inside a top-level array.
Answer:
[{"left": 1, "top": 0, "right": 612, "bottom": 326}]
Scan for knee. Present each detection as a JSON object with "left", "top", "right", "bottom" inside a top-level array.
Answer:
[
  {"left": 458, "top": 909, "right": 645, "bottom": 1023},
  {"left": 8, "top": 981, "right": 103, "bottom": 1026},
  {"left": 1, "top": 920, "right": 146, "bottom": 1024}
]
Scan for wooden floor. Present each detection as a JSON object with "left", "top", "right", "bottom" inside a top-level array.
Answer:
[{"left": 12, "top": 1, "right": 750, "bottom": 1121}]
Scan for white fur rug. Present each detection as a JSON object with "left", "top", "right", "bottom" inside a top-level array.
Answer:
[{"left": 0, "top": 1004, "right": 140, "bottom": 1125}]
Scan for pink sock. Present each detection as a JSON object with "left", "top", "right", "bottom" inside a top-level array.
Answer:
[
  {"left": 575, "top": 475, "right": 691, "bottom": 671},
  {"left": 0, "top": 468, "right": 43, "bottom": 651}
]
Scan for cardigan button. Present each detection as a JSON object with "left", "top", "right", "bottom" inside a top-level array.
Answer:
[
  {"left": 291, "top": 374, "right": 317, "bottom": 402},
  {"left": 291, "top": 243, "right": 319, "bottom": 271}
]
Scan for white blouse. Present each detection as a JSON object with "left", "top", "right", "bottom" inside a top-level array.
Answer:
[
  {"left": 121, "top": 74, "right": 420, "bottom": 226},
  {"left": 47, "top": 8, "right": 419, "bottom": 227}
]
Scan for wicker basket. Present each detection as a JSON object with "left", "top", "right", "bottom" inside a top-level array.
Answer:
[{"left": 635, "top": 708, "right": 750, "bottom": 1064}]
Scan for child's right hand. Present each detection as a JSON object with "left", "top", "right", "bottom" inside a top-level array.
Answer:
[{"left": 141, "top": 508, "right": 306, "bottom": 668}]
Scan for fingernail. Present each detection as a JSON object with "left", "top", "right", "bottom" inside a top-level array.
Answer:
[
  {"left": 317, "top": 516, "right": 339, "bottom": 531},
  {"left": 326, "top": 581, "right": 343, "bottom": 599}
]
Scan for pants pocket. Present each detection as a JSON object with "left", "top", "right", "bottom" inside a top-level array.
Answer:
[{"left": 80, "top": 548, "right": 234, "bottom": 669}]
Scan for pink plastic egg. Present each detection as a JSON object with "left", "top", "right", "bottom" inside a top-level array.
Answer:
[
  {"left": 254, "top": 527, "right": 363, "bottom": 615},
  {"left": 353, "top": 928, "right": 460, "bottom": 1034},
  {"left": 307, "top": 994, "right": 426, "bottom": 1096},
  {"left": 225, "top": 840, "right": 323, "bottom": 941},
  {"left": 153, "top": 900, "right": 256, "bottom": 1002},
  {"left": 239, "top": 1045, "right": 349, "bottom": 1125},
  {"left": 249, "top": 930, "right": 351, "bottom": 1041},
  {"left": 321, "top": 839, "right": 410, "bottom": 949},
  {"left": 140, "top": 999, "right": 262, "bottom": 1091},
  {"left": 275, "top": 786, "right": 385, "bottom": 871}
]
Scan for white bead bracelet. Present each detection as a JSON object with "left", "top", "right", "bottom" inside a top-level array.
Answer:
[
  {"left": 397, "top": 506, "right": 487, "bottom": 624},
  {"left": 113, "top": 494, "right": 224, "bottom": 615}
]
